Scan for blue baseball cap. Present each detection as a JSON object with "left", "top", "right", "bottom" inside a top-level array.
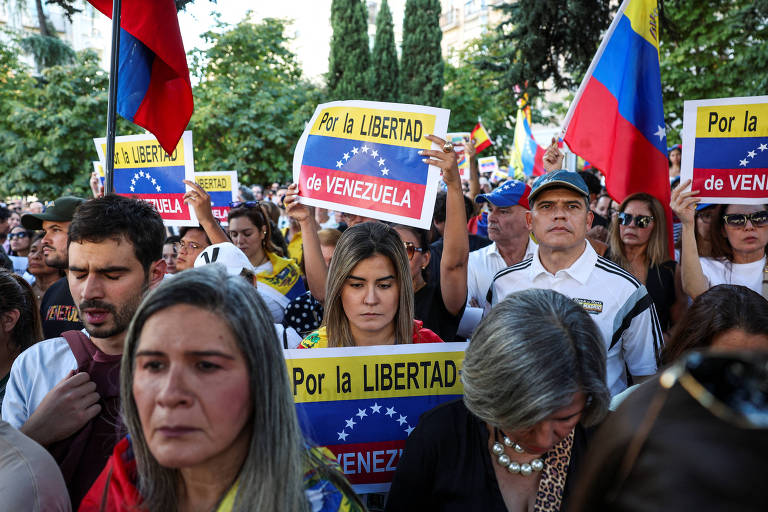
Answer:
[
  {"left": 475, "top": 180, "right": 531, "bottom": 209},
  {"left": 528, "top": 170, "right": 589, "bottom": 205}
]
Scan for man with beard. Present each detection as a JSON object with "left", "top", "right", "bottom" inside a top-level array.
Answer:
[
  {"left": 2, "top": 195, "right": 166, "bottom": 507},
  {"left": 21, "top": 196, "right": 86, "bottom": 339}
]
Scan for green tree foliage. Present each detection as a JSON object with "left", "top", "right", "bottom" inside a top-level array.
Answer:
[
  {"left": 327, "top": 0, "right": 371, "bottom": 100},
  {"left": 481, "top": 0, "right": 612, "bottom": 110},
  {"left": 189, "top": 17, "right": 321, "bottom": 185},
  {"left": 399, "top": 0, "right": 443, "bottom": 106},
  {"left": 660, "top": 0, "right": 768, "bottom": 142},
  {"left": 0, "top": 48, "right": 132, "bottom": 198},
  {"left": 370, "top": 0, "right": 398, "bottom": 102}
]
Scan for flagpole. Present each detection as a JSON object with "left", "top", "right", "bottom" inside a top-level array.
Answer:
[{"left": 104, "top": 0, "right": 122, "bottom": 196}]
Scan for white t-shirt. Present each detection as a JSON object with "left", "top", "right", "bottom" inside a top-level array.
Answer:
[
  {"left": 2, "top": 337, "right": 78, "bottom": 428},
  {"left": 490, "top": 243, "right": 662, "bottom": 396},
  {"left": 699, "top": 256, "right": 765, "bottom": 294},
  {"left": 467, "top": 238, "right": 536, "bottom": 309}
]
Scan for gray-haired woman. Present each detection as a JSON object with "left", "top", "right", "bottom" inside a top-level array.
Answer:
[
  {"left": 385, "top": 289, "right": 610, "bottom": 512},
  {"left": 79, "top": 266, "right": 363, "bottom": 512}
]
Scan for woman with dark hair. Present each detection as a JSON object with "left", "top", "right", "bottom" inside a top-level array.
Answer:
[
  {"left": 8, "top": 226, "right": 33, "bottom": 257},
  {"left": 386, "top": 289, "right": 610, "bottom": 511},
  {"left": 80, "top": 266, "right": 362, "bottom": 511},
  {"left": 26, "top": 234, "right": 63, "bottom": 305},
  {"left": 671, "top": 180, "right": 768, "bottom": 299},
  {"left": 668, "top": 145, "right": 681, "bottom": 179},
  {"left": 606, "top": 193, "right": 685, "bottom": 333},
  {"left": 0, "top": 269, "right": 42, "bottom": 404}
]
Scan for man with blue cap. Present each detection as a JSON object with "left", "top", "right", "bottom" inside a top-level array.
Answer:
[{"left": 489, "top": 169, "right": 663, "bottom": 396}]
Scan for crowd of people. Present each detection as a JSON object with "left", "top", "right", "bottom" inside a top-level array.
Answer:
[{"left": 0, "top": 134, "right": 766, "bottom": 512}]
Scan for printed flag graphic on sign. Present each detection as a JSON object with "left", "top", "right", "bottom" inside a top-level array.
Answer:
[
  {"left": 681, "top": 97, "right": 768, "bottom": 203},
  {"left": 88, "top": 0, "right": 193, "bottom": 155},
  {"left": 195, "top": 171, "right": 239, "bottom": 225},
  {"left": 285, "top": 343, "right": 466, "bottom": 494},
  {"left": 293, "top": 101, "right": 450, "bottom": 229}
]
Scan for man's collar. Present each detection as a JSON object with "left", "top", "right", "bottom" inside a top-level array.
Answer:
[{"left": 529, "top": 241, "right": 597, "bottom": 284}]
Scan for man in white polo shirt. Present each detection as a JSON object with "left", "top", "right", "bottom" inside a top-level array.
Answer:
[
  {"left": 489, "top": 170, "right": 662, "bottom": 395},
  {"left": 467, "top": 180, "right": 536, "bottom": 310}
]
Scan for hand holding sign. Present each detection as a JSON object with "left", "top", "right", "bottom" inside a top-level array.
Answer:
[
  {"left": 421, "top": 134, "right": 461, "bottom": 188},
  {"left": 284, "top": 183, "right": 312, "bottom": 223},
  {"left": 670, "top": 179, "right": 701, "bottom": 227},
  {"left": 543, "top": 137, "right": 564, "bottom": 172}
]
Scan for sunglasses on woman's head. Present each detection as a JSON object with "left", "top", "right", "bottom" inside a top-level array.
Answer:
[
  {"left": 8, "top": 232, "right": 29, "bottom": 240},
  {"left": 403, "top": 241, "right": 426, "bottom": 260},
  {"left": 617, "top": 212, "right": 654, "bottom": 228},
  {"left": 722, "top": 210, "right": 768, "bottom": 228},
  {"left": 229, "top": 201, "right": 261, "bottom": 208}
]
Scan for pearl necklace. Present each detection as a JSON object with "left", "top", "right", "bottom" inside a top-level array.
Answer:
[{"left": 491, "top": 428, "right": 544, "bottom": 476}]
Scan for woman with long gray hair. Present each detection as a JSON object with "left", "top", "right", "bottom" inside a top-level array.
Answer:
[
  {"left": 385, "top": 289, "right": 610, "bottom": 512},
  {"left": 79, "top": 266, "right": 363, "bottom": 512}
]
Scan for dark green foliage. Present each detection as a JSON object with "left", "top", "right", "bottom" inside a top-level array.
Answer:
[
  {"left": 327, "top": 0, "right": 372, "bottom": 100},
  {"left": 399, "top": 0, "right": 443, "bottom": 106},
  {"left": 481, "top": 0, "right": 612, "bottom": 109},
  {"left": 660, "top": 0, "right": 768, "bottom": 142},
  {"left": 19, "top": 33, "right": 75, "bottom": 72},
  {"left": 188, "top": 17, "right": 321, "bottom": 185},
  {"left": 0, "top": 48, "right": 132, "bottom": 198},
  {"left": 370, "top": 0, "right": 399, "bottom": 102}
]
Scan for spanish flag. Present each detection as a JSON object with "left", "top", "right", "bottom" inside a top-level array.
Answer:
[{"left": 471, "top": 122, "right": 492, "bottom": 153}]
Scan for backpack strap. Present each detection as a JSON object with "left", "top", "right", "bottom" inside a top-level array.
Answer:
[{"left": 61, "top": 330, "right": 94, "bottom": 371}]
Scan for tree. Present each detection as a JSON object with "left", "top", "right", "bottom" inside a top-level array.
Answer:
[
  {"left": 189, "top": 17, "right": 321, "bottom": 185},
  {"left": 0, "top": 47, "right": 132, "bottom": 198},
  {"left": 327, "top": 0, "right": 371, "bottom": 100},
  {"left": 480, "top": 0, "right": 612, "bottom": 112},
  {"left": 399, "top": 0, "right": 443, "bottom": 106},
  {"left": 370, "top": 0, "right": 398, "bottom": 102},
  {"left": 660, "top": 0, "right": 768, "bottom": 142}
]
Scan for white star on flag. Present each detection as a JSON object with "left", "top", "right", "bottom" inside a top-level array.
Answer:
[
  {"left": 405, "top": 425, "right": 414, "bottom": 435},
  {"left": 381, "top": 168, "right": 389, "bottom": 176},
  {"left": 371, "top": 149, "right": 379, "bottom": 158},
  {"left": 378, "top": 158, "right": 385, "bottom": 166},
  {"left": 356, "top": 408, "right": 368, "bottom": 420},
  {"left": 345, "top": 417, "right": 356, "bottom": 429},
  {"left": 151, "top": 178, "right": 157, "bottom": 185},
  {"left": 131, "top": 179, "right": 136, "bottom": 186},
  {"left": 361, "top": 145, "right": 370, "bottom": 153},
  {"left": 133, "top": 173, "right": 139, "bottom": 180},
  {"left": 337, "top": 430, "right": 348, "bottom": 441},
  {"left": 139, "top": 171, "right": 145, "bottom": 177},
  {"left": 759, "top": 144, "right": 768, "bottom": 152},
  {"left": 370, "top": 403, "right": 382, "bottom": 414},
  {"left": 343, "top": 152, "right": 350, "bottom": 160},
  {"left": 385, "top": 407, "right": 396, "bottom": 417},
  {"left": 352, "top": 147, "right": 359, "bottom": 155},
  {"left": 336, "top": 160, "right": 343, "bottom": 168},
  {"left": 397, "top": 414, "right": 408, "bottom": 426},
  {"left": 748, "top": 150, "right": 757, "bottom": 158},
  {"left": 130, "top": 186, "right": 135, "bottom": 192},
  {"left": 740, "top": 159, "right": 749, "bottom": 167},
  {"left": 654, "top": 125, "right": 666, "bottom": 141},
  {"left": 156, "top": 185, "right": 162, "bottom": 192}
]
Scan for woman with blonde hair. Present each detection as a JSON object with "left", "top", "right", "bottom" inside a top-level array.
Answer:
[{"left": 606, "top": 192, "right": 684, "bottom": 333}]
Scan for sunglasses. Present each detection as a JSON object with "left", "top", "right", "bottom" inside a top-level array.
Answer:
[
  {"left": 404, "top": 241, "right": 426, "bottom": 260},
  {"left": 229, "top": 201, "right": 261, "bottom": 208},
  {"left": 722, "top": 211, "right": 768, "bottom": 228},
  {"left": 8, "top": 232, "right": 29, "bottom": 240},
  {"left": 617, "top": 212, "right": 654, "bottom": 228}
]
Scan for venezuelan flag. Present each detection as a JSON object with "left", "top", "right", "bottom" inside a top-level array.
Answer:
[
  {"left": 562, "top": 0, "right": 668, "bottom": 207},
  {"left": 511, "top": 106, "right": 546, "bottom": 177},
  {"left": 88, "top": 0, "right": 193, "bottom": 155},
  {"left": 471, "top": 122, "right": 492, "bottom": 153}
]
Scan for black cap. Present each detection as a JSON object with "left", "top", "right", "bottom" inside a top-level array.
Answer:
[{"left": 21, "top": 196, "right": 85, "bottom": 231}]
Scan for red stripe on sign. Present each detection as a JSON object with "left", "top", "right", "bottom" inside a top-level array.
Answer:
[
  {"left": 211, "top": 206, "right": 230, "bottom": 223},
  {"left": 118, "top": 192, "right": 191, "bottom": 220},
  {"left": 299, "top": 165, "right": 425, "bottom": 219},
  {"left": 325, "top": 440, "right": 405, "bottom": 485},
  {"left": 693, "top": 168, "right": 768, "bottom": 198}
]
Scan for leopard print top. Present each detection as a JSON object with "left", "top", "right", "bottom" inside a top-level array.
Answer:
[{"left": 533, "top": 429, "right": 575, "bottom": 512}]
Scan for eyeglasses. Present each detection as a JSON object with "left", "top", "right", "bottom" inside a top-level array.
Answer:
[
  {"left": 722, "top": 210, "right": 768, "bottom": 228},
  {"left": 617, "top": 212, "right": 654, "bottom": 228},
  {"left": 178, "top": 239, "right": 203, "bottom": 251},
  {"left": 404, "top": 242, "right": 426, "bottom": 260},
  {"left": 8, "top": 232, "right": 29, "bottom": 240}
]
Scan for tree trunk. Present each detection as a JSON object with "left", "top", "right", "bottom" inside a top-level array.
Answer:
[{"left": 35, "top": 0, "right": 50, "bottom": 37}]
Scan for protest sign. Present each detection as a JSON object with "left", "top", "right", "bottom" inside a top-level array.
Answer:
[
  {"left": 94, "top": 131, "right": 197, "bottom": 226},
  {"left": 293, "top": 100, "right": 450, "bottom": 229},
  {"left": 478, "top": 155, "right": 499, "bottom": 175},
  {"left": 194, "top": 171, "right": 238, "bottom": 225},
  {"left": 447, "top": 131, "right": 471, "bottom": 179},
  {"left": 681, "top": 96, "right": 768, "bottom": 203},
  {"left": 285, "top": 343, "right": 466, "bottom": 493},
  {"left": 92, "top": 161, "right": 105, "bottom": 189}
]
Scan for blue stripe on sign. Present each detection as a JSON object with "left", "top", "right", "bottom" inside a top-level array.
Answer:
[
  {"left": 296, "top": 395, "right": 461, "bottom": 447},
  {"left": 301, "top": 135, "right": 428, "bottom": 185},
  {"left": 117, "top": 29, "right": 154, "bottom": 121},
  {"left": 693, "top": 136, "right": 768, "bottom": 169},
  {"left": 114, "top": 166, "right": 187, "bottom": 194},
  {"left": 207, "top": 190, "right": 233, "bottom": 208},
  {"left": 592, "top": 14, "right": 666, "bottom": 155}
]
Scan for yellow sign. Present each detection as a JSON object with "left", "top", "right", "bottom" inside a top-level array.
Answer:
[{"left": 695, "top": 103, "right": 768, "bottom": 138}]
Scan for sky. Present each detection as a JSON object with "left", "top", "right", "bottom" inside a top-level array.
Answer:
[{"left": 178, "top": 1, "right": 335, "bottom": 83}]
